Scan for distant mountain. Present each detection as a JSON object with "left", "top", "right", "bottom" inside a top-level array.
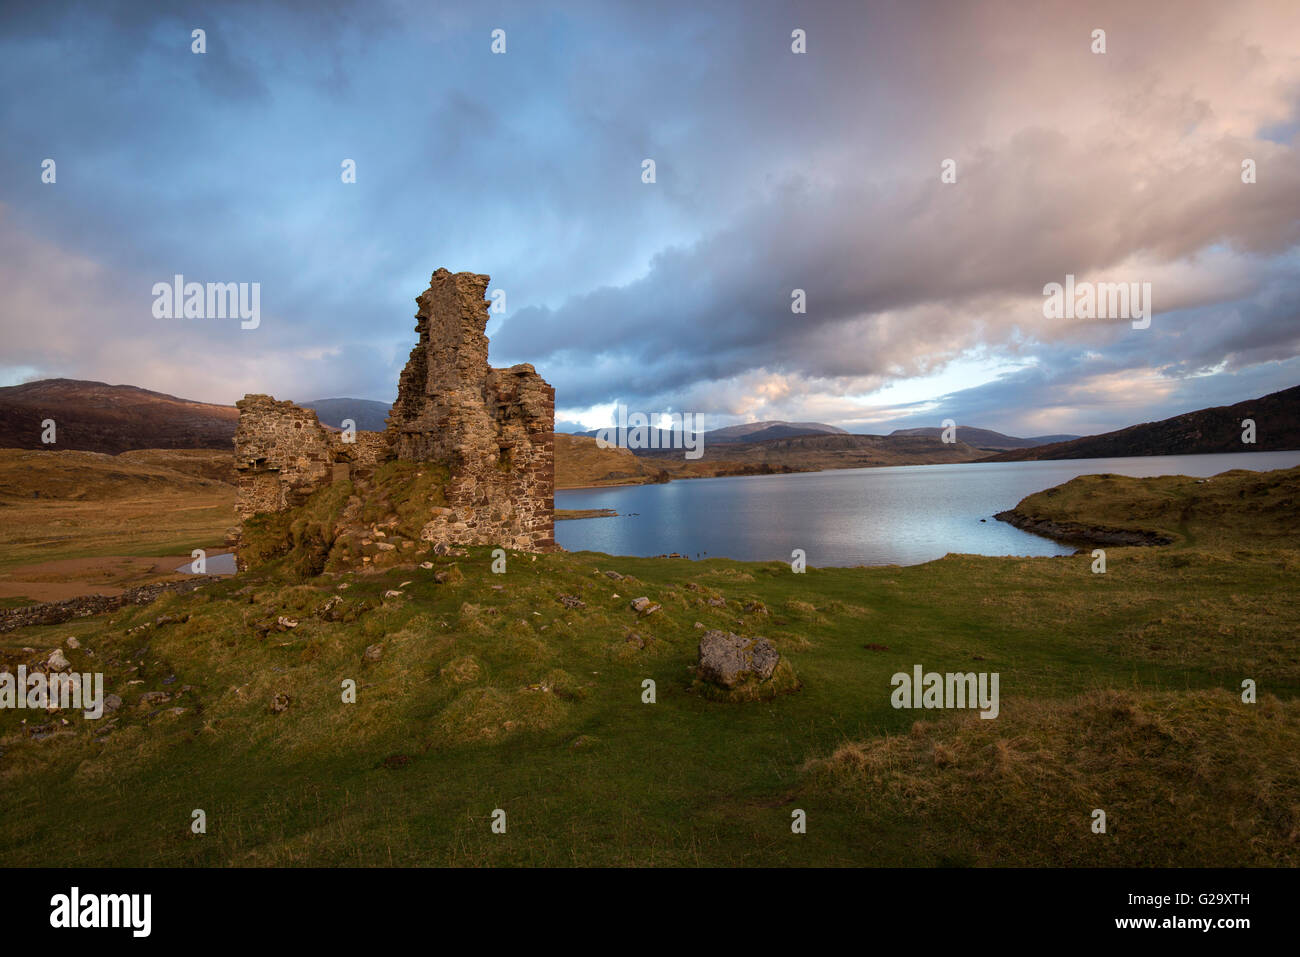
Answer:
[
  {"left": 705, "top": 420, "right": 847, "bottom": 443},
  {"left": 301, "top": 397, "right": 392, "bottom": 432},
  {"left": 570, "top": 419, "right": 846, "bottom": 453},
  {"left": 638, "top": 431, "right": 989, "bottom": 472},
  {"left": 1022, "top": 434, "right": 1081, "bottom": 445},
  {"left": 0, "top": 381, "right": 404, "bottom": 454},
  {"left": 0, "top": 379, "right": 238, "bottom": 453},
  {"left": 889, "top": 426, "right": 1081, "bottom": 451},
  {"left": 985, "top": 385, "right": 1300, "bottom": 461}
]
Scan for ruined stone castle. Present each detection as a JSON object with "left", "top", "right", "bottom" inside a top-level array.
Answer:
[{"left": 233, "top": 268, "right": 556, "bottom": 564}]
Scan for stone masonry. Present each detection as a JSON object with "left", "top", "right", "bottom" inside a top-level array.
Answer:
[
  {"left": 233, "top": 396, "right": 389, "bottom": 518},
  {"left": 233, "top": 267, "right": 555, "bottom": 559},
  {"left": 233, "top": 396, "right": 333, "bottom": 517},
  {"left": 386, "top": 268, "right": 555, "bottom": 551}
]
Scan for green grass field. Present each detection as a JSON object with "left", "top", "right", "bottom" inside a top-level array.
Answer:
[{"left": 1, "top": 466, "right": 1297, "bottom": 866}]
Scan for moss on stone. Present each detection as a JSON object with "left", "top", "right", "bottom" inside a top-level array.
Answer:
[{"left": 692, "top": 658, "right": 801, "bottom": 703}]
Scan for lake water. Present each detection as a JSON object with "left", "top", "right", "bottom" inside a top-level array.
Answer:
[{"left": 554, "top": 451, "right": 1300, "bottom": 567}]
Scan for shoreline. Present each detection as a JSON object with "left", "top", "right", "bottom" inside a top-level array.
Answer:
[
  {"left": 556, "top": 446, "right": 1300, "bottom": 494},
  {"left": 556, "top": 508, "right": 619, "bottom": 521},
  {"left": 993, "top": 510, "right": 1174, "bottom": 549}
]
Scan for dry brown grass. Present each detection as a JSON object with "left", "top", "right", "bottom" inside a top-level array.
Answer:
[
  {"left": 802, "top": 688, "right": 1300, "bottom": 865},
  {"left": 553, "top": 433, "right": 660, "bottom": 488},
  {"left": 0, "top": 449, "right": 235, "bottom": 587}
]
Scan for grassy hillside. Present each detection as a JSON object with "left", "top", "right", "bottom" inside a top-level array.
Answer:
[
  {"left": 997, "top": 466, "right": 1300, "bottom": 548},
  {"left": 987, "top": 384, "right": 1300, "bottom": 461},
  {"left": 0, "top": 379, "right": 238, "bottom": 453},
  {"left": 804, "top": 688, "right": 1298, "bottom": 866},
  {"left": 0, "top": 448, "right": 231, "bottom": 503},
  {"left": 117, "top": 449, "right": 236, "bottom": 484},
  {"left": 891, "top": 426, "right": 1080, "bottom": 450},
  {"left": 0, "top": 464, "right": 1296, "bottom": 866},
  {"left": 553, "top": 433, "right": 665, "bottom": 488}
]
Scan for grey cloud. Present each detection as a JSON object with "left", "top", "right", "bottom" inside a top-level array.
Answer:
[{"left": 1, "top": 0, "right": 1297, "bottom": 432}]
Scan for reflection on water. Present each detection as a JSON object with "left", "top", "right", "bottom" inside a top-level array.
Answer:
[{"left": 554, "top": 451, "right": 1300, "bottom": 567}]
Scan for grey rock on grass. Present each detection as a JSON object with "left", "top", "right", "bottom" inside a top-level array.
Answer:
[{"left": 697, "top": 631, "right": 780, "bottom": 689}]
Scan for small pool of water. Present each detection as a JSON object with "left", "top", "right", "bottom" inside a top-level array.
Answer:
[{"left": 175, "top": 552, "right": 238, "bottom": 575}]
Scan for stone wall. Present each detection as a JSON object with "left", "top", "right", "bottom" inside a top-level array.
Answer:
[
  {"left": 233, "top": 395, "right": 389, "bottom": 520},
  {"left": 233, "top": 266, "right": 556, "bottom": 558},
  {"left": 0, "top": 578, "right": 220, "bottom": 634},
  {"left": 330, "top": 429, "right": 389, "bottom": 484},
  {"left": 234, "top": 395, "right": 334, "bottom": 518}
]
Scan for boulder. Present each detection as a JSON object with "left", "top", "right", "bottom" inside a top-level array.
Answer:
[
  {"left": 697, "top": 630, "right": 780, "bottom": 689},
  {"left": 630, "top": 597, "right": 661, "bottom": 616}
]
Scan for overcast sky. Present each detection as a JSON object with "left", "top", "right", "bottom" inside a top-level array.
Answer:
[{"left": 1, "top": 0, "right": 1297, "bottom": 437}]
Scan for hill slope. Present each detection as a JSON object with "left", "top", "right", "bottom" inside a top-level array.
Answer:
[
  {"left": 553, "top": 433, "right": 665, "bottom": 488},
  {"left": 996, "top": 465, "right": 1300, "bottom": 549},
  {"left": 0, "top": 448, "right": 232, "bottom": 503},
  {"left": 986, "top": 385, "right": 1300, "bottom": 461},
  {"left": 890, "top": 426, "right": 1080, "bottom": 450},
  {"left": 641, "top": 432, "right": 988, "bottom": 473},
  {"left": 0, "top": 381, "right": 396, "bottom": 453},
  {"left": 571, "top": 419, "right": 847, "bottom": 449},
  {"left": 705, "top": 420, "right": 847, "bottom": 443},
  {"left": 301, "top": 397, "right": 392, "bottom": 432},
  {"left": 0, "top": 379, "right": 237, "bottom": 453}
]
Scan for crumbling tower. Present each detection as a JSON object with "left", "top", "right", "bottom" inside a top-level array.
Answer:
[
  {"left": 386, "top": 268, "right": 556, "bottom": 551},
  {"left": 232, "top": 267, "right": 556, "bottom": 561}
]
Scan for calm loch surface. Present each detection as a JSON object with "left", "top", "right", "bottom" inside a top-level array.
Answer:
[{"left": 554, "top": 451, "right": 1300, "bottom": 567}]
